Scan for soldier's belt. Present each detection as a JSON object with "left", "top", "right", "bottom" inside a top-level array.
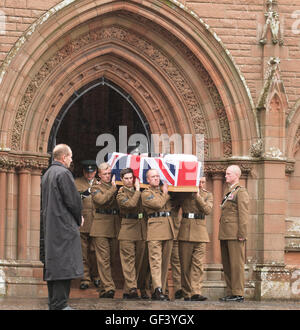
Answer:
[
  {"left": 148, "top": 211, "right": 171, "bottom": 218},
  {"left": 123, "top": 213, "right": 144, "bottom": 219},
  {"left": 95, "top": 208, "right": 119, "bottom": 215},
  {"left": 183, "top": 212, "right": 205, "bottom": 220}
]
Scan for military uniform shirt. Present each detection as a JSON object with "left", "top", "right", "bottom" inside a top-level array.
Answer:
[
  {"left": 117, "top": 186, "right": 146, "bottom": 241},
  {"left": 218, "top": 184, "right": 249, "bottom": 240},
  {"left": 141, "top": 186, "right": 175, "bottom": 241},
  {"left": 178, "top": 190, "right": 213, "bottom": 242},
  {"left": 74, "top": 176, "right": 97, "bottom": 233},
  {"left": 90, "top": 181, "right": 119, "bottom": 238}
]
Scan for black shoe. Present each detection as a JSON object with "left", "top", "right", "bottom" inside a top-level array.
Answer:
[
  {"left": 99, "top": 289, "right": 115, "bottom": 298},
  {"left": 184, "top": 297, "right": 191, "bottom": 301},
  {"left": 219, "top": 295, "right": 232, "bottom": 302},
  {"left": 191, "top": 294, "right": 207, "bottom": 301},
  {"left": 224, "top": 295, "right": 244, "bottom": 302},
  {"left": 80, "top": 282, "right": 89, "bottom": 290},
  {"left": 123, "top": 293, "right": 129, "bottom": 299},
  {"left": 164, "top": 294, "right": 170, "bottom": 301},
  {"left": 93, "top": 280, "right": 101, "bottom": 288},
  {"left": 106, "top": 290, "right": 115, "bottom": 298},
  {"left": 174, "top": 289, "right": 183, "bottom": 299},
  {"left": 128, "top": 288, "right": 140, "bottom": 299},
  {"left": 152, "top": 287, "right": 168, "bottom": 301},
  {"left": 140, "top": 290, "right": 150, "bottom": 300}
]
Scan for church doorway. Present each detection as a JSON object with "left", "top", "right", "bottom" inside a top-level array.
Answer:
[
  {"left": 47, "top": 77, "right": 151, "bottom": 289},
  {"left": 48, "top": 77, "right": 151, "bottom": 177}
]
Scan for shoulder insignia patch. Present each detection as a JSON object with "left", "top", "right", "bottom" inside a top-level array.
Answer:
[
  {"left": 92, "top": 189, "right": 102, "bottom": 195},
  {"left": 122, "top": 197, "right": 129, "bottom": 203}
]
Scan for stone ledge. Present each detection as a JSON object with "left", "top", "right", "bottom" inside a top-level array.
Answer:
[
  {"left": 0, "top": 259, "right": 44, "bottom": 268},
  {"left": 0, "top": 259, "right": 46, "bottom": 297},
  {"left": 285, "top": 235, "right": 300, "bottom": 252},
  {"left": 254, "top": 264, "right": 300, "bottom": 300}
]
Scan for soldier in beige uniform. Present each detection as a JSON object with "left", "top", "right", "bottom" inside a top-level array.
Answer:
[
  {"left": 219, "top": 165, "right": 249, "bottom": 302},
  {"left": 141, "top": 169, "right": 175, "bottom": 301},
  {"left": 74, "top": 160, "right": 100, "bottom": 290},
  {"left": 90, "top": 163, "right": 119, "bottom": 298},
  {"left": 117, "top": 168, "right": 147, "bottom": 299},
  {"left": 178, "top": 176, "right": 213, "bottom": 301},
  {"left": 170, "top": 197, "right": 183, "bottom": 299}
]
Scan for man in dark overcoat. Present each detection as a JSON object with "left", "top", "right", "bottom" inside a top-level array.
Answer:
[{"left": 41, "top": 144, "right": 84, "bottom": 310}]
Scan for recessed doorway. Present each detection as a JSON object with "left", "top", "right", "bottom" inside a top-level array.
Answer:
[
  {"left": 48, "top": 77, "right": 151, "bottom": 177},
  {"left": 47, "top": 78, "right": 152, "bottom": 289}
]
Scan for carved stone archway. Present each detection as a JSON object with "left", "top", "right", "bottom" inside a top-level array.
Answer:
[
  {"left": 0, "top": 0, "right": 258, "bottom": 157},
  {"left": 0, "top": 0, "right": 258, "bottom": 297}
]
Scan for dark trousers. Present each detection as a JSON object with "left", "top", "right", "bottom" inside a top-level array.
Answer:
[{"left": 47, "top": 279, "right": 71, "bottom": 310}]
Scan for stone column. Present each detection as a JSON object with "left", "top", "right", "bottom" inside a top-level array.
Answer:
[
  {"left": 254, "top": 60, "right": 288, "bottom": 298},
  {"left": 6, "top": 168, "right": 17, "bottom": 259},
  {"left": 0, "top": 168, "right": 7, "bottom": 259},
  {"left": 30, "top": 169, "right": 43, "bottom": 260},
  {"left": 0, "top": 153, "right": 49, "bottom": 297},
  {"left": 17, "top": 168, "right": 31, "bottom": 260},
  {"left": 211, "top": 173, "right": 223, "bottom": 264},
  {"left": 255, "top": 160, "right": 287, "bottom": 299}
]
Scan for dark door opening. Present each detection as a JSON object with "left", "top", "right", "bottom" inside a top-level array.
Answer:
[
  {"left": 48, "top": 77, "right": 150, "bottom": 177},
  {"left": 47, "top": 78, "right": 151, "bottom": 289}
]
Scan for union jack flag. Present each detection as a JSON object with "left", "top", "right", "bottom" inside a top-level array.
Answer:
[{"left": 107, "top": 152, "right": 202, "bottom": 187}]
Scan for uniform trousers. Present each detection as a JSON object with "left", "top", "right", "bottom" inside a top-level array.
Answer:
[
  {"left": 47, "top": 279, "right": 71, "bottom": 310},
  {"left": 93, "top": 237, "right": 117, "bottom": 292},
  {"left": 179, "top": 241, "right": 206, "bottom": 297},
  {"left": 170, "top": 240, "right": 182, "bottom": 293},
  {"left": 220, "top": 240, "right": 245, "bottom": 296},
  {"left": 148, "top": 239, "right": 173, "bottom": 293},
  {"left": 80, "top": 232, "right": 99, "bottom": 284},
  {"left": 137, "top": 243, "right": 151, "bottom": 292},
  {"left": 119, "top": 240, "right": 146, "bottom": 293}
]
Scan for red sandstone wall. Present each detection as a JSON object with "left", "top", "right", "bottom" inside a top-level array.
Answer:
[
  {"left": 0, "top": 0, "right": 299, "bottom": 112},
  {"left": 0, "top": 1, "right": 60, "bottom": 64},
  {"left": 1, "top": 1, "right": 300, "bottom": 112},
  {"left": 185, "top": 0, "right": 300, "bottom": 117},
  {"left": 287, "top": 148, "right": 300, "bottom": 258}
]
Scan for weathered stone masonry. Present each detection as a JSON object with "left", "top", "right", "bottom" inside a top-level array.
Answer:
[{"left": 0, "top": 0, "right": 299, "bottom": 299}]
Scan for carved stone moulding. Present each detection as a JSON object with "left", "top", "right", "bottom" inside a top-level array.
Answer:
[
  {"left": 259, "top": 0, "right": 284, "bottom": 46},
  {"left": 124, "top": 12, "right": 232, "bottom": 158},
  {"left": 10, "top": 18, "right": 232, "bottom": 159},
  {"left": 285, "top": 161, "right": 295, "bottom": 175},
  {"left": 250, "top": 139, "right": 264, "bottom": 158},
  {"left": 0, "top": 151, "right": 50, "bottom": 171},
  {"left": 204, "top": 160, "right": 253, "bottom": 177}
]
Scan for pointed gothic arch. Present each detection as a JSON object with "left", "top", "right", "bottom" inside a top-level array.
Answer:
[
  {"left": 286, "top": 99, "right": 300, "bottom": 160},
  {"left": 0, "top": 0, "right": 258, "bottom": 160},
  {"left": 0, "top": 0, "right": 262, "bottom": 297}
]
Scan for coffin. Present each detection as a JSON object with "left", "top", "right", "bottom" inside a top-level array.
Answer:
[{"left": 107, "top": 152, "right": 203, "bottom": 192}]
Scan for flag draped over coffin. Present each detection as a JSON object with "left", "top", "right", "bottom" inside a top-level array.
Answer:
[{"left": 107, "top": 152, "right": 203, "bottom": 187}]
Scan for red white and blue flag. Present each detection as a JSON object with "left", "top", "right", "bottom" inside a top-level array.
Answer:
[{"left": 107, "top": 152, "right": 202, "bottom": 187}]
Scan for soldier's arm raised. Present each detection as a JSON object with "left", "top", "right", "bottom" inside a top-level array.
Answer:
[
  {"left": 195, "top": 191, "right": 213, "bottom": 215},
  {"left": 141, "top": 190, "right": 170, "bottom": 210},
  {"left": 91, "top": 185, "right": 117, "bottom": 206},
  {"left": 117, "top": 190, "right": 141, "bottom": 209}
]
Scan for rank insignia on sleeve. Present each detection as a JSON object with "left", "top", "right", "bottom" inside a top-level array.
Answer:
[{"left": 146, "top": 194, "right": 154, "bottom": 200}]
